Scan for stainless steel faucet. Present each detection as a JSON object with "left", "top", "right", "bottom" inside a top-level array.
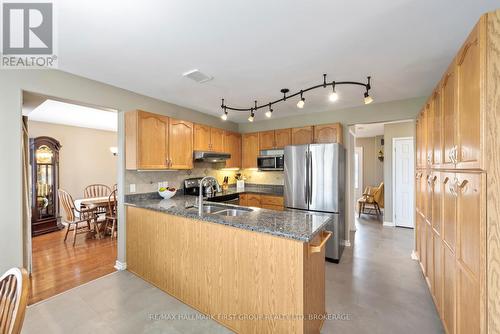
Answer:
[{"left": 198, "top": 176, "right": 217, "bottom": 215}]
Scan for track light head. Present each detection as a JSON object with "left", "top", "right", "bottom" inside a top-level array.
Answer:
[
  {"left": 364, "top": 91, "right": 373, "bottom": 105},
  {"left": 265, "top": 104, "right": 273, "bottom": 118},
  {"left": 248, "top": 109, "right": 255, "bottom": 122},
  {"left": 329, "top": 83, "right": 338, "bottom": 102},
  {"left": 221, "top": 111, "right": 228, "bottom": 121},
  {"left": 297, "top": 91, "right": 305, "bottom": 109}
]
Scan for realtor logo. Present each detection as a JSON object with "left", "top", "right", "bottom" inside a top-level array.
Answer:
[{"left": 1, "top": 1, "right": 57, "bottom": 68}]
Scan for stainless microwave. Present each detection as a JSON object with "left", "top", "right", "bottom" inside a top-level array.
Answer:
[{"left": 257, "top": 155, "right": 284, "bottom": 171}]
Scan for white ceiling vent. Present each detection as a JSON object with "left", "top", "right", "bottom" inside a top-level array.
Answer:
[{"left": 182, "top": 69, "right": 213, "bottom": 83}]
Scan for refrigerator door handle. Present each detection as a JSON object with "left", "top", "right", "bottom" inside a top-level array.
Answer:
[
  {"left": 305, "top": 150, "right": 309, "bottom": 205},
  {"left": 309, "top": 151, "right": 313, "bottom": 204}
]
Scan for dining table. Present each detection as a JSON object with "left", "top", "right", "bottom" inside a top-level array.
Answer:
[{"left": 74, "top": 196, "right": 117, "bottom": 239}]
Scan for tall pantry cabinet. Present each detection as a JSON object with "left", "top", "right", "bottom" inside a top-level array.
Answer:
[{"left": 415, "top": 10, "right": 500, "bottom": 334}]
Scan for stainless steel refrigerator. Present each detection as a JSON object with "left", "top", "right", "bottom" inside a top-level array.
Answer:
[{"left": 284, "top": 143, "right": 345, "bottom": 262}]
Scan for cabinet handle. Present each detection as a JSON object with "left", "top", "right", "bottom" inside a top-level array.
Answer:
[
  {"left": 457, "top": 179, "right": 468, "bottom": 190},
  {"left": 443, "top": 176, "right": 449, "bottom": 184},
  {"left": 309, "top": 231, "right": 333, "bottom": 253}
]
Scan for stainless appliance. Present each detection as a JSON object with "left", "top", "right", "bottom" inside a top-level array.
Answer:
[
  {"left": 284, "top": 143, "right": 345, "bottom": 262},
  {"left": 193, "top": 151, "right": 231, "bottom": 162},
  {"left": 257, "top": 151, "right": 284, "bottom": 171}
]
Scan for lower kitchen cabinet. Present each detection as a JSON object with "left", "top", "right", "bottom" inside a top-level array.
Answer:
[
  {"left": 443, "top": 244, "right": 456, "bottom": 334},
  {"left": 238, "top": 194, "right": 284, "bottom": 211}
]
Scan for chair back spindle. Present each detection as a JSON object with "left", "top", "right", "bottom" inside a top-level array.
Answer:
[
  {"left": 84, "top": 184, "right": 111, "bottom": 198},
  {"left": 0, "top": 268, "right": 28, "bottom": 334}
]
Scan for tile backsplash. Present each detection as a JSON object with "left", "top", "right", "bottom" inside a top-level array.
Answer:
[{"left": 125, "top": 163, "right": 285, "bottom": 194}]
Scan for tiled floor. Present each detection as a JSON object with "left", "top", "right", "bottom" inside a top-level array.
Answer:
[{"left": 23, "top": 216, "right": 443, "bottom": 333}]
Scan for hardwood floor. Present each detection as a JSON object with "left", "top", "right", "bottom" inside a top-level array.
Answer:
[{"left": 29, "top": 228, "right": 117, "bottom": 305}]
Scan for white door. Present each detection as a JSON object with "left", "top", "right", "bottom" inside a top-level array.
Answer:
[
  {"left": 354, "top": 147, "right": 363, "bottom": 210},
  {"left": 393, "top": 137, "right": 415, "bottom": 227}
]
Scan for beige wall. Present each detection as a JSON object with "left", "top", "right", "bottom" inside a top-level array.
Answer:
[
  {"left": 383, "top": 121, "right": 415, "bottom": 223},
  {"left": 28, "top": 121, "right": 117, "bottom": 198},
  {"left": 355, "top": 136, "right": 384, "bottom": 192},
  {"left": 0, "top": 69, "right": 237, "bottom": 274}
]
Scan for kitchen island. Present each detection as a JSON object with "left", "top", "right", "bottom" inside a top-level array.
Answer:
[{"left": 125, "top": 193, "right": 332, "bottom": 333}]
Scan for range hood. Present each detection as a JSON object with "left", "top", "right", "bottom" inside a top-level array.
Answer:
[{"left": 193, "top": 151, "right": 231, "bottom": 162}]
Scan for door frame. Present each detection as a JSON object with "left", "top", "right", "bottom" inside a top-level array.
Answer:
[
  {"left": 392, "top": 136, "right": 415, "bottom": 228},
  {"left": 354, "top": 146, "right": 363, "bottom": 213}
]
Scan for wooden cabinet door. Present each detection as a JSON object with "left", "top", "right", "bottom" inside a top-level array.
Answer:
[
  {"left": 292, "top": 126, "right": 313, "bottom": 145},
  {"left": 431, "top": 172, "right": 442, "bottom": 235},
  {"left": 426, "top": 222, "right": 434, "bottom": 289},
  {"left": 239, "top": 194, "right": 248, "bottom": 206},
  {"left": 242, "top": 133, "right": 259, "bottom": 169},
  {"left": 443, "top": 243, "right": 456, "bottom": 334},
  {"left": 169, "top": 119, "right": 193, "bottom": 169},
  {"left": 426, "top": 102, "right": 434, "bottom": 167},
  {"left": 457, "top": 266, "right": 480, "bottom": 334},
  {"left": 433, "top": 231, "right": 443, "bottom": 313},
  {"left": 442, "top": 64, "right": 457, "bottom": 167},
  {"left": 456, "top": 172, "right": 482, "bottom": 278},
  {"left": 416, "top": 214, "right": 422, "bottom": 260},
  {"left": 425, "top": 171, "right": 432, "bottom": 221},
  {"left": 246, "top": 194, "right": 261, "bottom": 207},
  {"left": 274, "top": 128, "right": 291, "bottom": 148},
  {"left": 210, "top": 128, "right": 225, "bottom": 152},
  {"left": 416, "top": 118, "right": 422, "bottom": 168},
  {"left": 194, "top": 124, "right": 211, "bottom": 151},
  {"left": 420, "top": 216, "right": 427, "bottom": 276},
  {"left": 419, "top": 109, "right": 428, "bottom": 168},
  {"left": 442, "top": 172, "right": 457, "bottom": 251},
  {"left": 224, "top": 132, "right": 241, "bottom": 169},
  {"left": 415, "top": 172, "right": 422, "bottom": 214},
  {"left": 259, "top": 131, "right": 276, "bottom": 150},
  {"left": 138, "top": 111, "right": 169, "bottom": 169},
  {"left": 313, "top": 123, "right": 342, "bottom": 144},
  {"left": 456, "top": 23, "right": 481, "bottom": 169},
  {"left": 432, "top": 89, "right": 443, "bottom": 167}
]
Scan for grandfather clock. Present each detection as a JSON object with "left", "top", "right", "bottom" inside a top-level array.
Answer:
[{"left": 30, "top": 136, "right": 63, "bottom": 236}]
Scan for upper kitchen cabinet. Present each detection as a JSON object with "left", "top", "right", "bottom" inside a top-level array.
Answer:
[
  {"left": 126, "top": 110, "right": 169, "bottom": 170},
  {"left": 456, "top": 20, "right": 482, "bottom": 169},
  {"left": 224, "top": 131, "right": 242, "bottom": 169},
  {"left": 441, "top": 61, "right": 457, "bottom": 168},
  {"left": 259, "top": 130, "right": 276, "bottom": 150},
  {"left": 432, "top": 88, "right": 443, "bottom": 167},
  {"left": 169, "top": 119, "right": 194, "bottom": 170},
  {"left": 259, "top": 129, "right": 292, "bottom": 150},
  {"left": 425, "top": 101, "right": 434, "bottom": 167},
  {"left": 194, "top": 124, "right": 225, "bottom": 152},
  {"left": 292, "top": 126, "right": 313, "bottom": 145},
  {"left": 242, "top": 132, "right": 259, "bottom": 168},
  {"left": 125, "top": 111, "right": 195, "bottom": 170},
  {"left": 313, "top": 123, "right": 343, "bottom": 144},
  {"left": 275, "top": 128, "right": 292, "bottom": 148}
]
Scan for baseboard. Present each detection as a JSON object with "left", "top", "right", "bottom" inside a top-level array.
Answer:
[
  {"left": 383, "top": 221, "right": 395, "bottom": 227},
  {"left": 411, "top": 250, "right": 419, "bottom": 261},
  {"left": 114, "top": 260, "right": 127, "bottom": 271}
]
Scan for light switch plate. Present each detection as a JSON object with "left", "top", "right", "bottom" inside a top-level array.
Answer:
[{"left": 130, "top": 184, "right": 136, "bottom": 193}]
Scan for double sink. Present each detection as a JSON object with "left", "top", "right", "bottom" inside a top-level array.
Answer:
[{"left": 187, "top": 203, "right": 253, "bottom": 217}]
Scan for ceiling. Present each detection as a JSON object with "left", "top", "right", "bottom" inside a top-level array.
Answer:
[
  {"left": 27, "top": 99, "right": 118, "bottom": 132},
  {"left": 56, "top": 0, "right": 498, "bottom": 123},
  {"left": 354, "top": 123, "right": 385, "bottom": 138}
]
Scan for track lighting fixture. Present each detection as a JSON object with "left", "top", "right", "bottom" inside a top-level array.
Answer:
[
  {"left": 265, "top": 104, "right": 273, "bottom": 118},
  {"left": 221, "top": 74, "right": 372, "bottom": 120},
  {"left": 221, "top": 109, "right": 228, "bottom": 121},
  {"left": 364, "top": 92, "right": 373, "bottom": 105},
  {"left": 297, "top": 91, "right": 305, "bottom": 109},
  {"left": 329, "top": 83, "right": 338, "bottom": 102}
]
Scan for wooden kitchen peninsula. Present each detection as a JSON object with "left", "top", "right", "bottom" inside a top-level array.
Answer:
[{"left": 125, "top": 195, "right": 332, "bottom": 334}]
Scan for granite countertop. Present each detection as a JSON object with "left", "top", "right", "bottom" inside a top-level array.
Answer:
[
  {"left": 210, "top": 184, "right": 284, "bottom": 197},
  {"left": 124, "top": 193, "right": 331, "bottom": 242}
]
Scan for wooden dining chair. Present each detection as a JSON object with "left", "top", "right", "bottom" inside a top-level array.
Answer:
[
  {"left": 0, "top": 267, "right": 28, "bottom": 334},
  {"left": 104, "top": 189, "right": 118, "bottom": 239},
  {"left": 357, "top": 182, "right": 384, "bottom": 219},
  {"left": 58, "top": 189, "right": 98, "bottom": 245},
  {"left": 83, "top": 184, "right": 111, "bottom": 198}
]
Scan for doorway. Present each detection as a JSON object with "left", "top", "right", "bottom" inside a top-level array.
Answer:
[
  {"left": 392, "top": 137, "right": 415, "bottom": 228},
  {"left": 354, "top": 146, "right": 363, "bottom": 212},
  {"left": 23, "top": 91, "right": 119, "bottom": 304}
]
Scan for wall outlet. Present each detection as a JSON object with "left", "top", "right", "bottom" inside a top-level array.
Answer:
[{"left": 129, "top": 184, "right": 136, "bottom": 193}]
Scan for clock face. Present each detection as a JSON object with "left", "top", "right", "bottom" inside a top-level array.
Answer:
[{"left": 36, "top": 145, "right": 54, "bottom": 164}]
